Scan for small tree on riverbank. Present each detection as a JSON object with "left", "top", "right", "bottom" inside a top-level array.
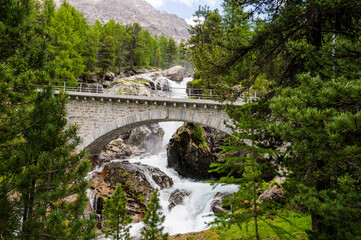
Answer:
[
  {"left": 102, "top": 183, "right": 132, "bottom": 240},
  {"left": 140, "top": 189, "right": 168, "bottom": 240}
]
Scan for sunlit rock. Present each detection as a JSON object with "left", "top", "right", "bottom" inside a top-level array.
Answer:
[{"left": 162, "top": 66, "right": 188, "bottom": 82}]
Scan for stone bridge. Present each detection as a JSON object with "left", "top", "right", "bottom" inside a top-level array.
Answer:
[{"left": 63, "top": 92, "right": 241, "bottom": 154}]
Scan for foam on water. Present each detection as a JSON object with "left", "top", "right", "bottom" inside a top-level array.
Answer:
[{"left": 127, "top": 149, "right": 238, "bottom": 236}]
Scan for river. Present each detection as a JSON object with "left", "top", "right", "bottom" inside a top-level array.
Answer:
[{"left": 94, "top": 75, "right": 238, "bottom": 238}]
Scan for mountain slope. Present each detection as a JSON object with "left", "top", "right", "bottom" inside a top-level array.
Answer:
[{"left": 54, "top": 0, "right": 190, "bottom": 41}]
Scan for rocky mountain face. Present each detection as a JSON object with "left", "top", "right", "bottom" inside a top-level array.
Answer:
[{"left": 54, "top": 0, "right": 190, "bottom": 42}]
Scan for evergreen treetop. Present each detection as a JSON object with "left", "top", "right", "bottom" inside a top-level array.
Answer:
[{"left": 140, "top": 189, "right": 168, "bottom": 240}]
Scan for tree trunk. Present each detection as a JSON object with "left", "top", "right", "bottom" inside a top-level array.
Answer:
[{"left": 306, "top": 1, "right": 322, "bottom": 49}]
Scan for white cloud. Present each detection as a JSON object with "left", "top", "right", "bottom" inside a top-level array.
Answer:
[
  {"left": 172, "top": 0, "right": 218, "bottom": 7},
  {"left": 185, "top": 16, "right": 204, "bottom": 26},
  {"left": 144, "top": 0, "right": 165, "bottom": 8}
]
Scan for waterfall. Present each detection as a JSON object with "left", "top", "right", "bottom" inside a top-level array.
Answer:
[
  {"left": 126, "top": 76, "right": 238, "bottom": 237},
  {"left": 90, "top": 74, "right": 238, "bottom": 239}
]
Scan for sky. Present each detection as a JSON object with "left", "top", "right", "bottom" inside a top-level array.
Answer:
[{"left": 144, "top": 0, "right": 223, "bottom": 25}]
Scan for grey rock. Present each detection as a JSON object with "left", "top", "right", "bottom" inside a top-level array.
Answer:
[
  {"left": 90, "top": 160, "right": 173, "bottom": 223},
  {"left": 162, "top": 66, "right": 187, "bottom": 82},
  {"left": 211, "top": 192, "right": 232, "bottom": 213},
  {"left": 168, "top": 189, "right": 191, "bottom": 211},
  {"left": 104, "top": 72, "right": 115, "bottom": 81},
  {"left": 258, "top": 185, "right": 284, "bottom": 203}
]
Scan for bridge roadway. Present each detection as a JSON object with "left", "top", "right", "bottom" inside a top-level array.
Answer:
[{"left": 62, "top": 91, "right": 243, "bottom": 154}]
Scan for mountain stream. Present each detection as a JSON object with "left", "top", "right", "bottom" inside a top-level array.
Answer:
[{"left": 92, "top": 75, "right": 238, "bottom": 238}]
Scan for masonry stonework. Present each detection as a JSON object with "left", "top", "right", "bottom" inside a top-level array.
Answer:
[{"left": 63, "top": 92, "right": 235, "bottom": 154}]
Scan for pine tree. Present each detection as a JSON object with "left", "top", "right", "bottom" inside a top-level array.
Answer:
[
  {"left": 98, "top": 34, "right": 115, "bottom": 82},
  {"left": 19, "top": 89, "right": 96, "bottom": 240},
  {"left": 126, "top": 23, "right": 142, "bottom": 70},
  {"left": 140, "top": 189, "right": 168, "bottom": 240},
  {"left": 210, "top": 103, "right": 277, "bottom": 240},
  {"left": 189, "top": 1, "right": 361, "bottom": 237},
  {"left": 0, "top": 1, "right": 96, "bottom": 238},
  {"left": 102, "top": 183, "right": 132, "bottom": 240},
  {"left": 48, "top": 0, "right": 88, "bottom": 82},
  {"left": 158, "top": 36, "right": 169, "bottom": 69},
  {"left": 166, "top": 38, "right": 177, "bottom": 68},
  {"left": 269, "top": 70, "right": 361, "bottom": 239}
]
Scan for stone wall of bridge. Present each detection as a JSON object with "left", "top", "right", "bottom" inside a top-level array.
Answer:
[{"left": 63, "top": 92, "right": 234, "bottom": 154}]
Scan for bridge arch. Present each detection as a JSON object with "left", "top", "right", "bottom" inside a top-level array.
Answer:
[{"left": 80, "top": 109, "right": 231, "bottom": 154}]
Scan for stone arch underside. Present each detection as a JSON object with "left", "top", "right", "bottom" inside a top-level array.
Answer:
[{"left": 80, "top": 109, "right": 231, "bottom": 154}]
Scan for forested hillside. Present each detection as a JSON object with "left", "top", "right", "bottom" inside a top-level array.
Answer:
[
  {"left": 46, "top": 1, "right": 189, "bottom": 83},
  {"left": 52, "top": 0, "right": 190, "bottom": 42}
]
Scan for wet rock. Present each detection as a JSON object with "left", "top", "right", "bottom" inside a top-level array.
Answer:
[
  {"left": 150, "top": 72, "right": 161, "bottom": 80},
  {"left": 149, "top": 77, "right": 169, "bottom": 91},
  {"left": 168, "top": 189, "right": 191, "bottom": 211},
  {"left": 167, "top": 122, "right": 277, "bottom": 181},
  {"left": 211, "top": 192, "right": 232, "bottom": 213},
  {"left": 100, "top": 138, "right": 144, "bottom": 163},
  {"left": 167, "top": 122, "right": 221, "bottom": 179},
  {"left": 122, "top": 124, "right": 165, "bottom": 153},
  {"left": 162, "top": 65, "right": 187, "bottom": 82},
  {"left": 90, "top": 161, "right": 173, "bottom": 223}
]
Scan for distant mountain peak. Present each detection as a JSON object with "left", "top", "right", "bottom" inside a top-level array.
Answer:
[{"left": 54, "top": 0, "right": 190, "bottom": 41}]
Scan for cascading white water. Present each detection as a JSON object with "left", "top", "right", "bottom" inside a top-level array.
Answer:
[
  {"left": 126, "top": 76, "right": 238, "bottom": 237},
  {"left": 127, "top": 148, "right": 238, "bottom": 236}
]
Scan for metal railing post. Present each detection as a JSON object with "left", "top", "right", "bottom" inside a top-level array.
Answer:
[
  {"left": 96, "top": 83, "right": 99, "bottom": 93},
  {"left": 188, "top": 88, "right": 191, "bottom": 98},
  {"left": 80, "top": 83, "right": 82, "bottom": 92},
  {"left": 63, "top": 82, "right": 66, "bottom": 92}
]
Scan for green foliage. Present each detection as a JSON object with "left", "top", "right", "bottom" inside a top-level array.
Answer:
[
  {"left": 269, "top": 72, "right": 361, "bottom": 239},
  {"left": 102, "top": 183, "right": 132, "bottom": 240},
  {"left": 0, "top": 1, "right": 96, "bottom": 238},
  {"left": 98, "top": 34, "right": 115, "bottom": 76},
  {"left": 48, "top": 1, "right": 88, "bottom": 82},
  {"left": 210, "top": 104, "right": 277, "bottom": 240},
  {"left": 19, "top": 89, "right": 96, "bottom": 240},
  {"left": 190, "top": 0, "right": 361, "bottom": 238},
  {"left": 192, "top": 124, "right": 208, "bottom": 148},
  {"left": 140, "top": 189, "right": 168, "bottom": 240},
  {"left": 215, "top": 210, "right": 311, "bottom": 240},
  {"left": 166, "top": 38, "right": 177, "bottom": 68}
]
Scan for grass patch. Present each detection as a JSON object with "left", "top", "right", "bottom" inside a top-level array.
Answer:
[{"left": 214, "top": 211, "right": 311, "bottom": 240}]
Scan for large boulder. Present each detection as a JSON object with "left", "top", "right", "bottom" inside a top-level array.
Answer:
[
  {"left": 167, "top": 123, "right": 233, "bottom": 179},
  {"left": 122, "top": 124, "right": 165, "bottom": 153},
  {"left": 162, "top": 65, "right": 187, "bottom": 82},
  {"left": 104, "top": 72, "right": 115, "bottom": 81},
  {"left": 89, "top": 161, "right": 173, "bottom": 224},
  {"left": 100, "top": 137, "right": 144, "bottom": 163},
  {"left": 96, "top": 124, "right": 165, "bottom": 165},
  {"left": 167, "top": 122, "right": 277, "bottom": 181},
  {"left": 167, "top": 123, "right": 218, "bottom": 179}
]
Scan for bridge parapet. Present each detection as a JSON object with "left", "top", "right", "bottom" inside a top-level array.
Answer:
[{"left": 60, "top": 91, "right": 243, "bottom": 154}]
